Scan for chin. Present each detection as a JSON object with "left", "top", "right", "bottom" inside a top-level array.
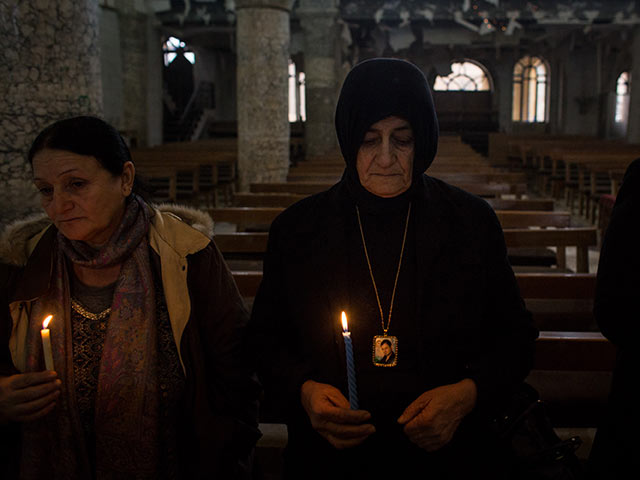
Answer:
[{"left": 368, "top": 183, "right": 411, "bottom": 198}]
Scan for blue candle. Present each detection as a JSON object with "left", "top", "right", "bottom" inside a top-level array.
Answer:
[{"left": 341, "top": 311, "right": 359, "bottom": 410}]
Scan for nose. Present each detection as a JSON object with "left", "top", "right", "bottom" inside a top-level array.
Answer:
[
  {"left": 49, "top": 190, "right": 73, "bottom": 216},
  {"left": 376, "top": 139, "right": 396, "bottom": 167}
]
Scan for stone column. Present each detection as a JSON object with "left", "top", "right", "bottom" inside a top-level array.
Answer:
[
  {"left": 111, "top": 0, "right": 159, "bottom": 148},
  {"left": 0, "top": 0, "right": 103, "bottom": 228},
  {"left": 297, "top": 0, "right": 339, "bottom": 158},
  {"left": 627, "top": 27, "right": 640, "bottom": 142},
  {"left": 236, "top": 0, "right": 293, "bottom": 191}
]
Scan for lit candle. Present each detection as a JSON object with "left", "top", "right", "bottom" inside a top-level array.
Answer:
[
  {"left": 341, "top": 311, "right": 359, "bottom": 410},
  {"left": 41, "top": 315, "right": 54, "bottom": 371}
]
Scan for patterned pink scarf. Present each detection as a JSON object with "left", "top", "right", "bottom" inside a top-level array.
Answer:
[{"left": 20, "top": 196, "right": 161, "bottom": 479}]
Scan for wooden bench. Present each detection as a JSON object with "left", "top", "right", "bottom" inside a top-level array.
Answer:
[
  {"left": 250, "top": 181, "right": 527, "bottom": 198},
  {"left": 210, "top": 208, "right": 571, "bottom": 230},
  {"left": 233, "top": 194, "right": 554, "bottom": 211},
  {"left": 132, "top": 149, "right": 237, "bottom": 204},
  {"left": 217, "top": 227, "right": 596, "bottom": 272}
]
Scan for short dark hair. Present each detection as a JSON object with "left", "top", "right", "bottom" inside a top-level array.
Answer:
[
  {"left": 28, "top": 116, "right": 150, "bottom": 199},
  {"left": 381, "top": 339, "right": 392, "bottom": 348}
]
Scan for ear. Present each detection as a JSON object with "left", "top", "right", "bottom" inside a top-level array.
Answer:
[{"left": 121, "top": 161, "right": 136, "bottom": 196}]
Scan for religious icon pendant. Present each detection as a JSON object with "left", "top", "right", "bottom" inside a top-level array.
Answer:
[{"left": 372, "top": 335, "right": 398, "bottom": 367}]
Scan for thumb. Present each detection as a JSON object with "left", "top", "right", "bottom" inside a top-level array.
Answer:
[{"left": 398, "top": 395, "right": 430, "bottom": 425}]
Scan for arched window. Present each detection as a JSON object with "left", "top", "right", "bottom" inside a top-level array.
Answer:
[
  {"left": 288, "top": 59, "right": 306, "bottom": 122},
  {"left": 614, "top": 71, "right": 630, "bottom": 125},
  {"left": 163, "top": 36, "right": 195, "bottom": 66},
  {"left": 512, "top": 55, "right": 548, "bottom": 122},
  {"left": 433, "top": 61, "right": 491, "bottom": 91}
]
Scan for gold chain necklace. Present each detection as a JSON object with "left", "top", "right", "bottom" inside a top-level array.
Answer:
[
  {"left": 356, "top": 202, "right": 411, "bottom": 367},
  {"left": 71, "top": 297, "right": 111, "bottom": 322}
]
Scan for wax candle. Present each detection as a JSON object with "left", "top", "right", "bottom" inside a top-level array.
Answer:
[
  {"left": 341, "top": 311, "right": 359, "bottom": 410},
  {"left": 41, "top": 315, "right": 54, "bottom": 371}
]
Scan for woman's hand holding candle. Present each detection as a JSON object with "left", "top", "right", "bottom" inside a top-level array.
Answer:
[
  {"left": 300, "top": 380, "right": 375, "bottom": 449},
  {"left": 0, "top": 371, "right": 61, "bottom": 424}
]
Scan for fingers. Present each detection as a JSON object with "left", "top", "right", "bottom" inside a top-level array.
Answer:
[
  {"left": 11, "top": 370, "right": 58, "bottom": 389},
  {"left": 397, "top": 393, "right": 431, "bottom": 425},
  {"left": 10, "top": 378, "right": 61, "bottom": 405},
  {"left": 12, "top": 388, "right": 61, "bottom": 422},
  {"left": 301, "top": 380, "right": 376, "bottom": 449},
  {"left": 0, "top": 373, "right": 62, "bottom": 424}
]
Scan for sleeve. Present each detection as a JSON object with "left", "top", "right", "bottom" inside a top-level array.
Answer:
[
  {"left": 0, "top": 263, "right": 21, "bottom": 480},
  {"left": 593, "top": 185, "right": 640, "bottom": 348},
  {"left": 463, "top": 206, "right": 539, "bottom": 414},
  {"left": 183, "top": 242, "right": 262, "bottom": 479},
  {"left": 245, "top": 216, "right": 318, "bottom": 423}
]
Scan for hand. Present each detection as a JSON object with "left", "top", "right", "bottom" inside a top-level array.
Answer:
[
  {"left": 397, "top": 379, "right": 477, "bottom": 452},
  {"left": 0, "top": 371, "right": 62, "bottom": 424},
  {"left": 300, "top": 380, "right": 375, "bottom": 449}
]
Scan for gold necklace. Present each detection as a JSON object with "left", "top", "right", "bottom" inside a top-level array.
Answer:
[
  {"left": 356, "top": 202, "right": 411, "bottom": 367},
  {"left": 71, "top": 298, "right": 111, "bottom": 322}
]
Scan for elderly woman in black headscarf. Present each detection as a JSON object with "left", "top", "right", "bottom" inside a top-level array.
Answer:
[{"left": 248, "top": 58, "right": 537, "bottom": 479}]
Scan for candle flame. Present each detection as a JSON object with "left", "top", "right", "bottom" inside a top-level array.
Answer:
[
  {"left": 42, "top": 315, "right": 53, "bottom": 329},
  {"left": 341, "top": 311, "right": 348, "bottom": 332}
]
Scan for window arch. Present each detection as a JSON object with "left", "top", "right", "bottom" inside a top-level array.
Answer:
[
  {"left": 512, "top": 55, "right": 549, "bottom": 123},
  {"left": 163, "top": 36, "right": 195, "bottom": 66},
  {"left": 433, "top": 60, "right": 491, "bottom": 91},
  {"left": 614, "top": 71, "right": 630, "bottom": 125},
  {"left": 288, "top": 59, "right": 306, "bottom": 122}
]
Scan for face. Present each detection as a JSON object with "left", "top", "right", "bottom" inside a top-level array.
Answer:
[
  {"left": 356, "top": 116, "right": 414, "bottom": 198},
  {"left": 32, "top": 149, "right": 135, "bottom": 247},
  {"left": 381, "top": 343, "right": 392, "bottom": 357}
]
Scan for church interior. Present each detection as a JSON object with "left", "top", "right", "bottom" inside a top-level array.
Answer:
[{"left": 2, "top": 0, "right": 639, "bottom": 476}]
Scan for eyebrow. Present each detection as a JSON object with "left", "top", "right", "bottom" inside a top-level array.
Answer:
[
  {"left": 33, "top": 168, "right": 81, "bottom": 182},
  {"left": 367, "top": 125, "right": 412, "bottom": 133}
]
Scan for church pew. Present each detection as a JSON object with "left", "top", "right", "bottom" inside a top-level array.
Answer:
[
  {"left": 286, "top": 171, "right": 527, "bottom": 184},
  {"left": 216, "top": 227, "right": 597, "bottom": 272},
  {"left": 131, "top": 149, "right": 237, "bottom": 203},
  {"left": 250, "top": 181, "right": 527, "bottom": 198},
  {"left": 232, "top": 193, "right": 554, "bottom": 211},
  {"left": 233, "top": 193, "right": 307, "bottom": 208},
  {"left": 210, "top": 208, "right": 570, "bottom": 230},
  {"left": 232, "top": 271, "right": 596, "bottom": 332},
  {"left": 231, "top": 270, "right": 614, "bottom": 371}
]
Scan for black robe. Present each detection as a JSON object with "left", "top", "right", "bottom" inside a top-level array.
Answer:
[
  {"left": 589, "top": 158, "right": 640, "bottom": 479},
  {"left": 247, "top": 175, "right": 538, "bottom": 479}
]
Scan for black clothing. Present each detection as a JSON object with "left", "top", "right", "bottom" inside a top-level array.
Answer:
[
  {"left": 248, "top": 177, "right": 537, "bottom": 479},
  {"left": 589, "top": 158, "right": 640, "bottom": 479}
]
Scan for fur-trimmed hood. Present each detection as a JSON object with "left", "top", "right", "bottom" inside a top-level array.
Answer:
[{"left": 0, "top": 203, "right": 214, "bottom": 267}]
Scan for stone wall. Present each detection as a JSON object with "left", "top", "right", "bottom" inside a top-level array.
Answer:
[{"left": 0, "top": 0, "right": 103, "bottom": 231}]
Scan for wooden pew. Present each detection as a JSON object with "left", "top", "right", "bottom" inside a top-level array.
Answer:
[
  {"left": 234, "top": 271, "right": 596, "bottom": 331},
  {"left": 131, "top": 149, "right": 237, "bottom": 203},
  {"left": 233, "top": 194, "right": 554, "bottom": 211},
  {"left": 503, "top": 228, "right": 596, "bottom": 273},
  {"left": 210, "top": 208, "right": 571, "bottom": 230},
  {"left": 217, "top": 226, "right": 597, "bottom": 273},
  {"left": 231, "top": 270, "right": 614, "bottom": 371},
  {"left": 250, "top": 181, "right": 527, "bottom": 198}
]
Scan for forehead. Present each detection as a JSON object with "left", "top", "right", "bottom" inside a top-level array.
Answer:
[
  {"left": 367, "top": 116, "right": 412, "bottom": 132},
  {"left": 32, "top": 149, "right": 103, "bottom": 178}
]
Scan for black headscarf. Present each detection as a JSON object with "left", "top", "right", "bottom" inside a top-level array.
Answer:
[{"left": 335, "top": 58, "right": 439, "bottom": 187}]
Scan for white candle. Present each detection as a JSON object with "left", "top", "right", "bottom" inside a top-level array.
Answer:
[{"left": 41, "top": 315, "right": 54, "bottom": 371}]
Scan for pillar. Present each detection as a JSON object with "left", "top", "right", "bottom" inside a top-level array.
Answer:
[
  {"left": 627, "top": 27, "right": 640, "bottom": 143},
  {"left": 297, "top": 0, "right": 339, "bottom": 158},
  {"left": 0, "top": 0, "right": 103, "bottom": 228},
  {"left": 236, "top": 0, "right": 294, "bottom": 191}
]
